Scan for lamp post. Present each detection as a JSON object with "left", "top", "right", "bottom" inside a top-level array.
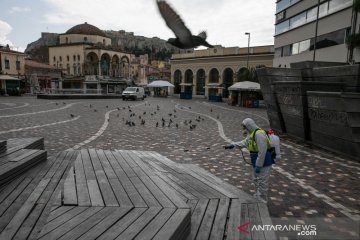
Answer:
[{"left": 245, "top": 32, "right": 250, "bottom": 69}]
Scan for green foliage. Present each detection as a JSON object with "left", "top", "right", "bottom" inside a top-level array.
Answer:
[{"left": 346, "top": 33, "right": 360, "bottom": 49}]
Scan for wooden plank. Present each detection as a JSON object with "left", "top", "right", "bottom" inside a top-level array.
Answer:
[
  {"left": 164, "top": 173, "right": 208, "bottom": 199},
  {"left": 126, "top": 150, "right": 158, "bottom": 176},
  {"left": 209, "top": 198, "right": 230, "bottom": 240},
  {"left": 184, "top": 164, "right": 254, "bottom": 201},
  {"left": 156, "top": 172, "right": 196, "bottom": 201},
  {"left": 63, "top": 167, "right": 78, "bottom": 206},
  {"left": 248, "top": 203, "right": 266, "bottom": 240},
  {"left": 87, "top": 180, "right": 104, "bottom": 207},
  {"left": 117, "top": 150, "right": 138, "bottom": 168},
  {"left": 115, "top": 207, "right": 162, "bottom": 240},
  {"left": 182, "top": 164, "right": 243, "bottom": 199},
  {"left": 135, "top": 151, "right": 168, "bottom": 173},
  {"left": 226, "top": 199, "right": 242, "bottom": 240},
  {"left": 0, "top": 177, "right": 32, "bottom": 216},
  {"left": 148, "top": 152, "right": 186, "bottom": 174},
  {"left": 46, "top": 206, "right": 75, "bottom": 222},
  {"left": 258, "top": 203, "right": 277, "bottom": 240},
  {"left": 74, "top": 154, "right": 91, "bottom": 207},
  {"left": 38, "top": 207, "right": 89, "bottom": 237},
  {"left": 187, "top": 199, "right": 209, "bottom": 240},
  {"left": 96, "top": 208, "right": 147, "bottom": 240},
  {"left": 97, "top": 150, "right": 117, "bottom": 179},
  {"left": 112, "top": 151, "right": 137, "bottom": 178},
  {"left": 105, "top": 152, "right": 147, "bottom": 208},
  {"left": 10, "top": 149, "right": 39, "bottom": 162},
  {"left": 0, "top": 178, "right": 50, "bottom": 240},
  {"left": 240, "top": 202, "right": 251, "bottom": 240},
  {"left": 152, "top": 208, "right": 191, "bottom": 240},
  {"left": 196, "top": 199, "right": 219, "bottom": 240},
  {"left": 138, "top": 175, "right": 175, "bottom": 208},
  {"left": 57, "top": 207, "right": 115, "bottom": 240},
  {"left": 186, "top": 199, "right": 198, "bottom": 215},
  {"left": 173, "top": 173, "right": 220, "bottom": 199},
  {"left": 76, "top": 207, "right": 132, "bottom": 240},
  {"left": 89, "top": 149, "right": 118, "bottom": 206},
  {"left": 109, "top": 178, "right": 133, "bottom": 207},
  {"left": 0, "top": 175, "right": 26, "bottom": 205},
  {"left": 150, "top": 175, "right": 188, "bottom": 208},
  {"left": 39, "top": 207, "right": 103, "bottom": 240},
  {"left": 135, "top": 208, "right": 176, "bottom": 240},
  {"left": 38, "top": 151, "right": 77, "bottom": 205},
  {"left": 12, "top": 203, "right": 46, "bottom": 240},
  {"left": 81, "top": 149, "right": 96, "bottom": 180},
  {"left": 130, "top": 176, "right": 160, "bottom": 207}
]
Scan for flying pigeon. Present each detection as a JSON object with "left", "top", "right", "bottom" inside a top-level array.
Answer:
[{"left": 156, "top": 0, "right": 214, "bottom": 49}]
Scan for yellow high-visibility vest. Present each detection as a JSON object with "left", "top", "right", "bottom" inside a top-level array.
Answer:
[{"left": 248, "top": 129, "right": 272, "bottom": 153}]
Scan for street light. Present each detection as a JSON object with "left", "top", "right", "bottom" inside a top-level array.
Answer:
[{"left": 245, "top": 32, "right": 250, "bottom": 69}]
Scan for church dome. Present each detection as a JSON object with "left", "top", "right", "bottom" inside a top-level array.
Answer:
[{"left": 65, "top": 22, "right": 107, "bottom": 37}]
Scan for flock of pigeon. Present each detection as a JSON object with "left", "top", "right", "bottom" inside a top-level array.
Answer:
[{"left": 65, "top": 102, "right": 211, "bottom": 132}]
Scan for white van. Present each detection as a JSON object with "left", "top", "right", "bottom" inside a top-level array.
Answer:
[{"left": 122, "top": 87, "right": 145, "bottom": 100}]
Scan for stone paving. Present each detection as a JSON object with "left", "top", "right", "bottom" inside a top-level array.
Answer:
[{"left": 0, "top": 96, "right": 359, "bottom": 238}]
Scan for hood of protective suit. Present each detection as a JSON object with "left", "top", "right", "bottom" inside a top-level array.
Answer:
[{"left": 242, "top": 118, "right": 259, "bottom": 132}]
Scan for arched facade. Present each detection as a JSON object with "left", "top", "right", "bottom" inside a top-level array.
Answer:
[
  {"left": 184, "top": 69, "right": 193, "bottom": 93},
  {"left": 173, "top": 70, "right": 182, "bottom": 94},
  {"left": 222, "top": 68, "right": 234, "bottom": 98},
  {"left": 196, "top": 69, "right": 205, "bottom": 95},
  {"left": 170, "top": 45, "right": 274, "bottom": 97},
  {"left": 85, "top": 52, "right": 99, "bottom": 75}
]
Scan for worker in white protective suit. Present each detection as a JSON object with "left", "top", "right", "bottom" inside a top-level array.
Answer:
[{"left": 225, "top": 118, "right": 275, "bottom": 203}]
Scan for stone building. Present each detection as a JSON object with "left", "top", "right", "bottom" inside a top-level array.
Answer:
[
  {"left": 48, "top": 22, "right": 138, "bottom": 94},
  {"left": 170, "top": 45, "right": 274, "bottom": 98},
  {"left": 0, "top": 45, "right": 26, "bottom": 95}
]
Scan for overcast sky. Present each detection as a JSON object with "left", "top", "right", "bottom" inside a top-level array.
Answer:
[{"left": 0, "top": 0, "right": 276, "bottom": 52}]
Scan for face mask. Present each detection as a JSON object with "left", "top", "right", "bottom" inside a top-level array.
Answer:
[{"left": 242, "top": 125, "right": 247, "bottom": 137}]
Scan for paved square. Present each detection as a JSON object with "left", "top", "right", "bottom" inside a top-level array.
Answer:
[{"left": 0, "top": 96, "right": 359, "bottom": 235}]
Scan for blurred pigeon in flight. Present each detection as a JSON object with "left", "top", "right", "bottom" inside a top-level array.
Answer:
[{"left": 156, "top": 0, "right": 214, "bottom": 49}]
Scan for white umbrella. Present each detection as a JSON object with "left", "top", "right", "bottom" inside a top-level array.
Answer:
[
  {"left": 228, "top": 81, "right": 260, "bottom": 91},
  {"left": 147, "top": 80, "right": 175, "bottom": 88}
]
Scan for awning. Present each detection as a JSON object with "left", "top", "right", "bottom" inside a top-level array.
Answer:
[
  {"left": 0, "top": 75, "right": 21, "bottom": 80},
  {"left": 228, "top": 81, "right": 260, "bottom": 91},
  {"left": 179, "top": 83, "right": 192, "bottom": 86},
  {"left": 205, "top": 83, "right": 224, "bottom": 89},
  {"left": 147, "top": 80, "right": 175, "bottom": 88}
]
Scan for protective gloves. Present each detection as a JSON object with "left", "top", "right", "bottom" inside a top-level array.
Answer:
[
  {"left": 224, "top": 144, "right": 235, "bottom": 149},
  {"left": 255, "top": 166, "right": 262, "bottom": 174}
]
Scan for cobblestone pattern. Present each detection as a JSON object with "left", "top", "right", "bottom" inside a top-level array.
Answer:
[{"left": 0, "top": 96, "right": 359, "bottom": 226}]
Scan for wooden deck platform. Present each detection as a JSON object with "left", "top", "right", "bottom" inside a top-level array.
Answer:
[
  {"left": 0, "top": 148, "right": 276, "bottom": 239},
  {"left": 0, "top": 138, "right": 47, "bottom": 187}
]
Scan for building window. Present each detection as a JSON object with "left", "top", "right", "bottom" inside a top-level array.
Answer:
[
  {"left": 67, "top": 55, "right": 70, "bottom": 61},
  {"left": 299, "top": 39, "right": 310, "bottom": 53},
  {"left": 275, "top": 47, "right": 283, "bottom": 57},
  {"left": 73, "top": 66, "right": 77, "bottom": 75},
  {"left": 59, "top": 56, "right": 62, "bottom": 62},
  {"left": 276, "top": 11, "right": 286, "bottom": 23},
  {"left": 314, "top": 28, "right": 346, "bottom": 50},
  {"left": 53, "top": 56, "right": 56, "bottom": 62},
  {"left": 16, "top": 60, "right": 21, "bottom": 70},
  {"left": 73, "top": 55, "right": 76, "bottom": 61},
  {"left": 282, "top": 45, "right": 291, "bottom": 57},
  {"left": 275, "top": 20, "right": 290, "bottom": 35},
  {"left": 84, "top": 37, "right": 88, "bottom": 42},
  {"left": 77, "top": 55, "right": 80, "bottom": 61},
  {"left": 291, "top": 42, "right": 300, "bottom": 55},
  {"left": 290, "top": 12, "right": 306, "bottom": 29},
  {"left": 276, "top": 0, "right": 301, "bottom": 14},
  {"left": 66, "top": 37, "right": 68, "bottom": 44},
  {"left": 5, "top": 59, "right": 10, "bottom": 69},
  {"left": 275, "top": 0, "right": 352, "bottom": 35}
]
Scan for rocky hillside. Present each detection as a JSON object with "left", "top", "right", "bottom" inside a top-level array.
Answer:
[{"left": 25, "top": 30, "right": 185, "bottom": 63}]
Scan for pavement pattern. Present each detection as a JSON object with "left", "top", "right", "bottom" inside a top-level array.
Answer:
[{"left": 0, "top": 96, "right": 359, "bottom": 238}]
